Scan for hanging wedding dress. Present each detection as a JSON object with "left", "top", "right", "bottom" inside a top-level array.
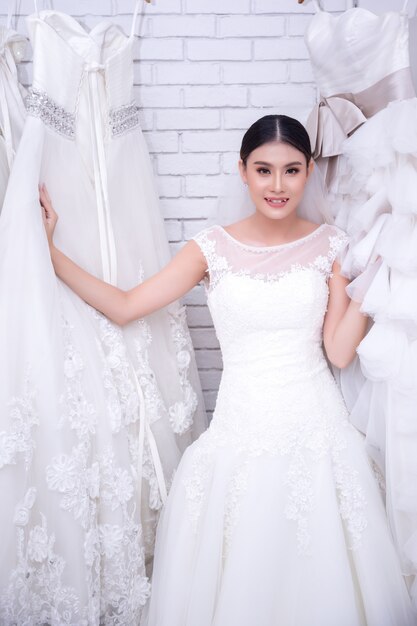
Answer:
[
  {"left": 143, "top": 224, "right": 414, "bottom": 626},
  {"left": 0, "top": 4, "right": 26, "bottom": 211},
  {"left": 0, "top": 2, "right": 206, "bottom": 623},
  {"left": 305, "top": 0, "right": 417, "bottom": 609}
]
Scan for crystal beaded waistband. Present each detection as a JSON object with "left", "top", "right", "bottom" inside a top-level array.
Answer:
[
  {"left": 26, "top": 88, "right": 76, "bottom": 138},
  {"left": 25, "top": 88, "right": 141, "bottom": 139},
  {"left": 109, "top": 103, "right": 141, "bottom": 137}
]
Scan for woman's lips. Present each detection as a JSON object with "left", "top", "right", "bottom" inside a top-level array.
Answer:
[{"left": 265, "top": 197, "right": 289, "bottom": 208}]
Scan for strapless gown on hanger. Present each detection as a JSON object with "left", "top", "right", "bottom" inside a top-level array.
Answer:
[
  {"left": 0, "top": 3, "right": 206, "bottom": 624},
  {"left": 305, "top": 0, "right": 417, "bottom": 609},
  {"left": 0, "top": 13, "right": 26, "bottom": 211}
]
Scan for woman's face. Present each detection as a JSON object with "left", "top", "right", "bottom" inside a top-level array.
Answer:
[{"left": 239, "top": 140, "right": 313, "bottom": 221}]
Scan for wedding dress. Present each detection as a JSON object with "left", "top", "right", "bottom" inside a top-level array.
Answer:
[
  {"left": 0, "top": 3, "right": 206, "bottom": 624},
  {"left": 0, "top": 6, "right": 26, "bottom": 211},
  {"left": 305, "top": 0, "right": 417, "bottom": 607},
  {"left": 144, "top": 224, "right": 414, "bottom": 626}
]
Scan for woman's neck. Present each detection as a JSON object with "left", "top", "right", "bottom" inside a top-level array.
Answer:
[{"left": 247, "top": 211, "right": 304, "bottom": 245}]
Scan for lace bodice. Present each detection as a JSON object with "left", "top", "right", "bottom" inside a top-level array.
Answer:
[
  {"left": 187, "top": 224, "right": 371, "bottom": 556},
  {"left": 194, "top": 224, "right": 347, "bottom": 374},
  {"left": 305, "top": 8, "right": 410, "bottom": 97}
]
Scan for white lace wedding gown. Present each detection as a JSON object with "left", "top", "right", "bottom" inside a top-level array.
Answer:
[
  {"left": 0, "top": 4, "right": 206, "bottom": 624},
  {"left": 305, "top": 0, "right": 417, "bottom": 607},
  {"left": 0, "top": 14, "right": 26, "bottom": 211},
  {"left": 144, "top": 224, "right": 414, "bottom": 626}
]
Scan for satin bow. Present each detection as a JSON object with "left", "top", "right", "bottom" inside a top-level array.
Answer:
[{"left": 306, "top": 95, "right": 367, "bottom": 159}]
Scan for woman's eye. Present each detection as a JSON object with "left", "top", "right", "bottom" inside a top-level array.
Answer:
[
  {"left": 256, "top": 168, "right": 270, "bottom": 175},
  {"left": 286, "top": 168, "right": 300, "bottom": 175}
]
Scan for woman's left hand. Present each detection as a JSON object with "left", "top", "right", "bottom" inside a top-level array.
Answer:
[{"left": 39, "top": 183, "right": 58, "bottom": 247}]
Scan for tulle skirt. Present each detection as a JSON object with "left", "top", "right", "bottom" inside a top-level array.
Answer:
[
  {"left": 144, "top": 367, "right": 415, "bottom": 626},
  {"left": 326, "top": 97, "right": 417, "bottom": 610},
  {"left": 0, "top": 116, "right": 206, "bottom": 624}
]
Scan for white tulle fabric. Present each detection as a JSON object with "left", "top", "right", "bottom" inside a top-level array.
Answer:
[
  {"left": 305, "top": 4, "right": 417, "bottom": 609},
  {"left": 0, "top": 21, "right": 26, "bottom": 211},
  {"left": 0, "top": 9, "right": 206, "bottom": 625},
  {"left": 143, "top": 224, "right": 414, "bottom": 626}
]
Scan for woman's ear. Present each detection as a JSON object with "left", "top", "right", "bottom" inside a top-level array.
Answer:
[
  {"left": 238, "top": 159, "right": 248, "bottom": 185},
  {"left": 306, "top": 159, "right": 314, "bottom": 179}
]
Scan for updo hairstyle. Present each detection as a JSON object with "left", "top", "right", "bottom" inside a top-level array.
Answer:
[{"left": 240, "top": 115, "right": 312, "bottom": 167}]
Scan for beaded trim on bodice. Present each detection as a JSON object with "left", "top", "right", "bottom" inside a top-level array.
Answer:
[
  {"left": 109, "top": 102, "right": 141, "bottom": 137},
  {"left": 25, "top": 88, "right": 76, "bottom": 138},
  {"left": 25, "top": 88, "right": 141, "bottom": 139}
]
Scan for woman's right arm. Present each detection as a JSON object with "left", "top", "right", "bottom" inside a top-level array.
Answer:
[
  {"left": 50, "top": 242, "right": 207, "bottom": 326},
  {"left": 41, "top": 185, "right": 207, "bottom": 325}
]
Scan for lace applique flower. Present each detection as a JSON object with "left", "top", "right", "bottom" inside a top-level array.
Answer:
[
  {"left": 168, "top": 306, "right": 199, "bottom": 434},
  {"left": 27, "top": 525, "right": 49, "bottom": 563},
  {"left": 0, "top": 375, "right": 38, "bottom": 471},
  {"left": 99, "top": 524, "right": 124, "bottom": 558},
  {"left": 13, "top": 487, "right": 37, "bottom": 527}
]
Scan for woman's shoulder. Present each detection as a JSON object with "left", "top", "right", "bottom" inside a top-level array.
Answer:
[
  {"left": 314, "top": 223, "right": 349, "bottom": 270},
  {"left": 191, "top": 225, "right": 227, "bottom": 266},
  {"left": 311, "top": 222, "right": 348, "bottom": 248},
  {"left": 297, "top": 219, "right": 346, "bottom": 239},
  {"left": 319, "top": 222, "right": 347, "bottom": 238},
  {"left": 322, "top": 223, "right": 349, "bottom": 250},
  {"left": 192, "top": 224, "right": 222, "bottom": 246}
]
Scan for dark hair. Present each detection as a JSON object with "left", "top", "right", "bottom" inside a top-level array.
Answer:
[{"left": 240, "top": 114, "right": 312, "bottom": 166}]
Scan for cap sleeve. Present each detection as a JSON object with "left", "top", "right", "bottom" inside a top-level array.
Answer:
[
  {"left": 192, "top": 226, "right": 231, "bottom": 291},
  {"left": 192, "top": 227, "right": 213, "bottom": 270},
  {"left": 328, "top": 226, "right": 349, "bottom": 268}
]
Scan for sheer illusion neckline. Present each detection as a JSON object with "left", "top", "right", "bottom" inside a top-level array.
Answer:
[{"left": 217, "top": 223, "right": 325, "bottom": 252}]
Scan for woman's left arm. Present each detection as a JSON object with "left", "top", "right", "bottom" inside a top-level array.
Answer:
[{"left": 323, "top": 261, "right": 368, "bottom": 368}]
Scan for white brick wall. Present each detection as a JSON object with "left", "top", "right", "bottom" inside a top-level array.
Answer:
[{"left": 5, "top": 0, "right": 408, "bottom": 416}]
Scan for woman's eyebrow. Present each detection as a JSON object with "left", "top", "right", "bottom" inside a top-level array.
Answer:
[{"left": 253, "top": 160, "right": 303, "bottom": 167}]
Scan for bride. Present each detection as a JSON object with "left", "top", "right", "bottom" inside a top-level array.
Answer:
[{"left": 40, "top": 114, "right": 415, "bottom": 626}]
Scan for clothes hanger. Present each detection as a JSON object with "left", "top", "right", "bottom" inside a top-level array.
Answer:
[
  {"left": 111, "top": 0, "right": 150, "bottom": 18},
  {"left": 6, "top": 0, "right": 16, "bottom": 29},
  {"left": 297, "top": 0, "right": 359, "bottom": 5}
]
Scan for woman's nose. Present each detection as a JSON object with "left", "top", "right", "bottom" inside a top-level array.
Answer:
[{"left": 270, "top": 174, "right": 284, "bottom": 193}]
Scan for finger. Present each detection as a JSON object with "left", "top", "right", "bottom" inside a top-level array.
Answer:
[
  {"left": 39, "top": 188, "right": 50, "bottom": 212},
  {"left": 42, "top": 184, "right": 52, "bottom": 204},
  {"left": 39, "top": 184, "right": 49, "bottom": 205}
]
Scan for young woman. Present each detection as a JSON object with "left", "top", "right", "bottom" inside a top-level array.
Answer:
[{"left": 41, "top": 115, "right": 415, "bottom": 626}]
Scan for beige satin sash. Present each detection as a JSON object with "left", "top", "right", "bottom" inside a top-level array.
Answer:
[{"left": 307, "top": 67, "right": 416, "bottom": 159}]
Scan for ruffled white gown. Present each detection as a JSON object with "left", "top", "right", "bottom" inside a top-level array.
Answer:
[
  {"left": 0, "top": 5, "right": 206, "bottom": 624},
  {"left": 0, "top": 18, "right": 26, "bottom": 211},
  {"left": 144, "top": 224, "right": 414, "bottom": 626},
  {"left": 305, "top": 0, "right": 417, "bottom": 608}
]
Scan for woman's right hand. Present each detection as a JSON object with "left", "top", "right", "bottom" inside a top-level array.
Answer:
[{"left": 39, "top": 183, "right": 58, "bottom": 247}]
